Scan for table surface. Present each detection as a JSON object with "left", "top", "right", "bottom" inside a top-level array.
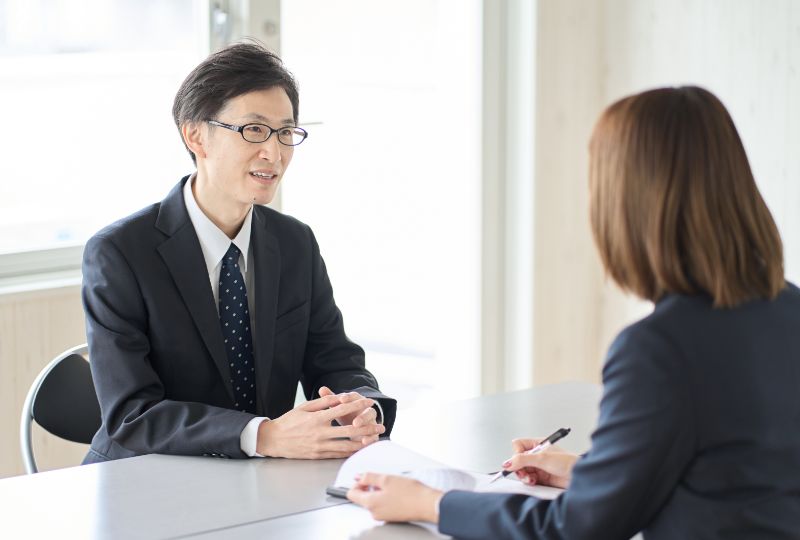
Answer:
[{"left": 0, "top": 382, "right": 602, "bottom": 539}]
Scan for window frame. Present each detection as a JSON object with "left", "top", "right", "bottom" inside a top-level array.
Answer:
[{"left": 0, "top": 245, "right": 83, "bottom": 280}]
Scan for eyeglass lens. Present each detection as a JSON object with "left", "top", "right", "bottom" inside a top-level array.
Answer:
[{"left": 241, "top": 124, "right": 306, "bottom": 145}]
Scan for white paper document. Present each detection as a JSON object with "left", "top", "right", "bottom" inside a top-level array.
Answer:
[{"left": 333, "top": 440, "right": 563, "bottom": 500}]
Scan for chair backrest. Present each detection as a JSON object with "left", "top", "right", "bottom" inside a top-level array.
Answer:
[{"left": 19, "top": 344, "right": 101, "bottom": 474}]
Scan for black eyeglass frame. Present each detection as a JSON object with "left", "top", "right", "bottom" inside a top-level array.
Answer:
[{"left": 206, "top": 120, "right": 308, "bottom": 146}]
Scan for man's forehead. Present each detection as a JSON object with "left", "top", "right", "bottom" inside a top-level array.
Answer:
[
  {"left": 220, "top": 89, "right": 295, "bottom": 123},
  {"left": 240, "top": 112, "right": 295, "bottom": 125}
]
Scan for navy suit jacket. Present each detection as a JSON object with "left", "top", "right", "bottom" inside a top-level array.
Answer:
[
  {"left": 440, "top": 284, "right": 800, "bottom": 539},
  {"left": 82, "top": 177, "right": 396, "bottom": 462}
]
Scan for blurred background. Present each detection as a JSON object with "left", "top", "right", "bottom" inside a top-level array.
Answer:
[{"left": 1, "top": 0, "right": 798, "bottom": 477}]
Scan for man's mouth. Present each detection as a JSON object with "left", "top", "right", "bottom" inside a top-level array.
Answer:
[{"left": 250, "top": 171, "right": 278, "bottom": 181}]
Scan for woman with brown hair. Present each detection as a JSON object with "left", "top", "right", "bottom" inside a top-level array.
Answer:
[{"left": 347, "top": 86, "right": 800, "bottom": 539}]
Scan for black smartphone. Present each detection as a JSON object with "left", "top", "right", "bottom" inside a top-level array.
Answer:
[{"left": 325, "top": 485, "right": 349, "bottom": 499}]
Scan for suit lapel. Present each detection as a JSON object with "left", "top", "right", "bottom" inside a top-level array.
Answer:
[
  {"left": 155, "top": 178, "right": 234, "bottom": 403},
  {"left": 251, "top": 208, "right": 280, "bottom": 416}
]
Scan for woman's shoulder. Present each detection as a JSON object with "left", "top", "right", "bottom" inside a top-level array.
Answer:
[{"left": 608, "top": 281, "right": 800, "bottom": 373}]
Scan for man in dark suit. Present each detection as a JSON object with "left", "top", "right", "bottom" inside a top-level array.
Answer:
[{"left": 81, "top": 42, "right": 395, "bottom": 464}]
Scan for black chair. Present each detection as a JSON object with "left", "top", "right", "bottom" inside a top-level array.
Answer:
[{"left": 19, "top": 344, "right": 101, "bottom": 473}]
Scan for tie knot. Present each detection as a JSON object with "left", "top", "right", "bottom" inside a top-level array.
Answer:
[{"left": 223, "top": 244, "right": 240, "bottom": 265}]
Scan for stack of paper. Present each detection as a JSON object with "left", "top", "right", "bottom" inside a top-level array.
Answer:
[{"left": 333, "top": 440, "right": 563, "bottom": 499}]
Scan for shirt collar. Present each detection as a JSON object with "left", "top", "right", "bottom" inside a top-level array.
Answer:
[{"left": 183, "top": 175, "right": 252, "bottom": 275}]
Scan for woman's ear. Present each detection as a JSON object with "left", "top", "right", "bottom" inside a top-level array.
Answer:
[{"left": 181, "top": 121, "right": 207, "bottom": 160}]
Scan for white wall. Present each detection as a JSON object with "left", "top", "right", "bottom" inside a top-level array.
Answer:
[{"left": 531, "top": 0, "right": 800, "bottom": 384}]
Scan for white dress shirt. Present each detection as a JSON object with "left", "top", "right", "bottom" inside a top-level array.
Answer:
[
  {"left": 183, "top": 177, "right": 383, "bottom": 457},
  {"left": 183, "top": 177, "right": 266, "bottom": 457}
]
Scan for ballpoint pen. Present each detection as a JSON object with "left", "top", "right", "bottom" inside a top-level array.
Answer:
[{"left": 488, "top": 427, "right": 571, "bottom": 484}]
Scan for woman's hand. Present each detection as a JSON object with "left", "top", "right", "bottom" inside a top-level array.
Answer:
[
  {"left": 502, "top": 438, "right": 579, "bottom": 489},
  {"left": 347, "top": 473, "right": 443, "bottom": 523}
]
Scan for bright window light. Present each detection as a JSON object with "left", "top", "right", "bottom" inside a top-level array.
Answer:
[
  {"left": 0, "top": 0, "right": 206, "bottom": 255},
  {"left": 281, "top": 0, "right": 483, "bottom": 408}
]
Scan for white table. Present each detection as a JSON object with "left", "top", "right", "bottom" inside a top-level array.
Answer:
[{"left": 0, "top": 382, "right": 601, "bottom": 539}]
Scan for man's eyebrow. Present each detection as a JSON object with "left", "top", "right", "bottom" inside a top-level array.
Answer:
[{"left": 242, "top": 113, "right": 295, "bottom": 125}]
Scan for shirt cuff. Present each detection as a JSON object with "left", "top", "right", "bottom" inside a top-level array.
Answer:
[
  {"left": 373, "top": 400, "right": 384, "bottom": 425},
  {"left": 240, "top": 416, "right": 269, "bottom": 457}
]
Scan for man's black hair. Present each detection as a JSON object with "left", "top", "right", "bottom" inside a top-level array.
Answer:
[{"left": 172, "top": 41, "right": 299, "bottom": 164}]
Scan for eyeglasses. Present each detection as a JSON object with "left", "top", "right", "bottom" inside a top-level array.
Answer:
[{"left": 206, "top": 120, "right": 308, "bottom": 146}]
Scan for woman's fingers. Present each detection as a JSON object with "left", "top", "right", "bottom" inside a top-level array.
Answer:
[
  {"left": 511, "top": 438, "right": 544, "bottom": 453},
  {"left": 511, "top": 438, "right": 569, "bottom": 454},
  {"left": 508, "top": 450, "right": 563, "bottom": 473},
  {"left": 347, "top": 474, "right": 387, "bottom": 511},
  {"left": 505, "top": 453, "right": 577, "bottom": 489},
  {"left": 347, "top": 474, "right": 442, "bottom": 523},
  {"left": 353, "top": 471, "right": 388, "bottom": 489},
  {"left": 516, "top": 467, "right": 547, "bottom": 485}
]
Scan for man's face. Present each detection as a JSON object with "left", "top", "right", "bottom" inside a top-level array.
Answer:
[{"left": 198, "top": 86, "right": 295, "bottom": 208}]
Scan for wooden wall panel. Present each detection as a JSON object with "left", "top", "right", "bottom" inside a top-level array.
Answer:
[
  {"left": 0, "top": 284, "right": 88, "bottom": 479},
  {"left": 532, "top": 0, "right": 800, "bottom": 385},
  {"left": 531, "top": 0, "right": 607, "bottom": 385}
]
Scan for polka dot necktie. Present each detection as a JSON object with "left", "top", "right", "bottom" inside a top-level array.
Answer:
[{"left": 219, "top": 244, "right": 256, "bottom": 414}]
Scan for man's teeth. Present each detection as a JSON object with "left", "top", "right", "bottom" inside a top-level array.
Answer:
[{"left": 251, "top": 172, "right": 274, "bottom": 178}]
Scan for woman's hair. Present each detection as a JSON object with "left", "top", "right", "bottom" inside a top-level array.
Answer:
[{"left": 589, "top": 86, "right": 784, "bottom": 307}]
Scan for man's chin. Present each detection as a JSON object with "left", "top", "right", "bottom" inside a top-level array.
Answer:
[{"left": 248, "top": 188, "right": 278, "bottom": 206}]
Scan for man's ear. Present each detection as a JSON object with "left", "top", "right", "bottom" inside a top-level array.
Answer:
[{"left": 181, "top": 121, "right": 207, "bottom": 160}]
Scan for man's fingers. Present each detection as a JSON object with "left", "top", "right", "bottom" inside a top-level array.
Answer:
[
  {"left": 309, "top": 439, "right": 364, "bottom": 459},
  {"left": 352, "top": 406, "right": 377, "bottom": 427},
  {"left": 313, "top": 449, "right": 361, "bottom": 459},
  {"left": 301, "top": 394, "right": 342, "bottom": 412},
  {"left": 318, "top": 438, "right": 368, "bottom": 455},
  {"left": 361, "top": 434, "right": 380, "bottom": 446},
  {"left": 306, "top": 390, "right": 368, "bottom": 417},
  {"left": 326, "top": 422, "right": 384, "bottom": 440},
  {"left": 321, "top": 397, "right": 374, "bottom": 422},
  {"left": 338, "top": 391, "right": 362, "bottom": 403},
  {"left": 359, "top": 406, "right": 377, "bottom": 421}
]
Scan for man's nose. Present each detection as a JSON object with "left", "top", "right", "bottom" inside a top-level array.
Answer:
[{"left": 258, "top": 134, "right": 282, "bottom": 161}]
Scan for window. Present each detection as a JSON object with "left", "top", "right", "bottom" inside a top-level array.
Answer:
[
  {"left": 0, "top": 0, "right": 206, "bottom": 259},
  {"left": 281, "top": 0, "right": 483, "bottom": 407}
]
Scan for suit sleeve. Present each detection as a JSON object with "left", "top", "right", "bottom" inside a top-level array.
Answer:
[
  {"left": 438, "top": 325, "right": 695, "bottom": 540},
  {"left": 298, "top": 228, "right": 397, "bottom": 434},
  {"left": 83, "top": 234, "right": 253, "bottom": 458}
]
